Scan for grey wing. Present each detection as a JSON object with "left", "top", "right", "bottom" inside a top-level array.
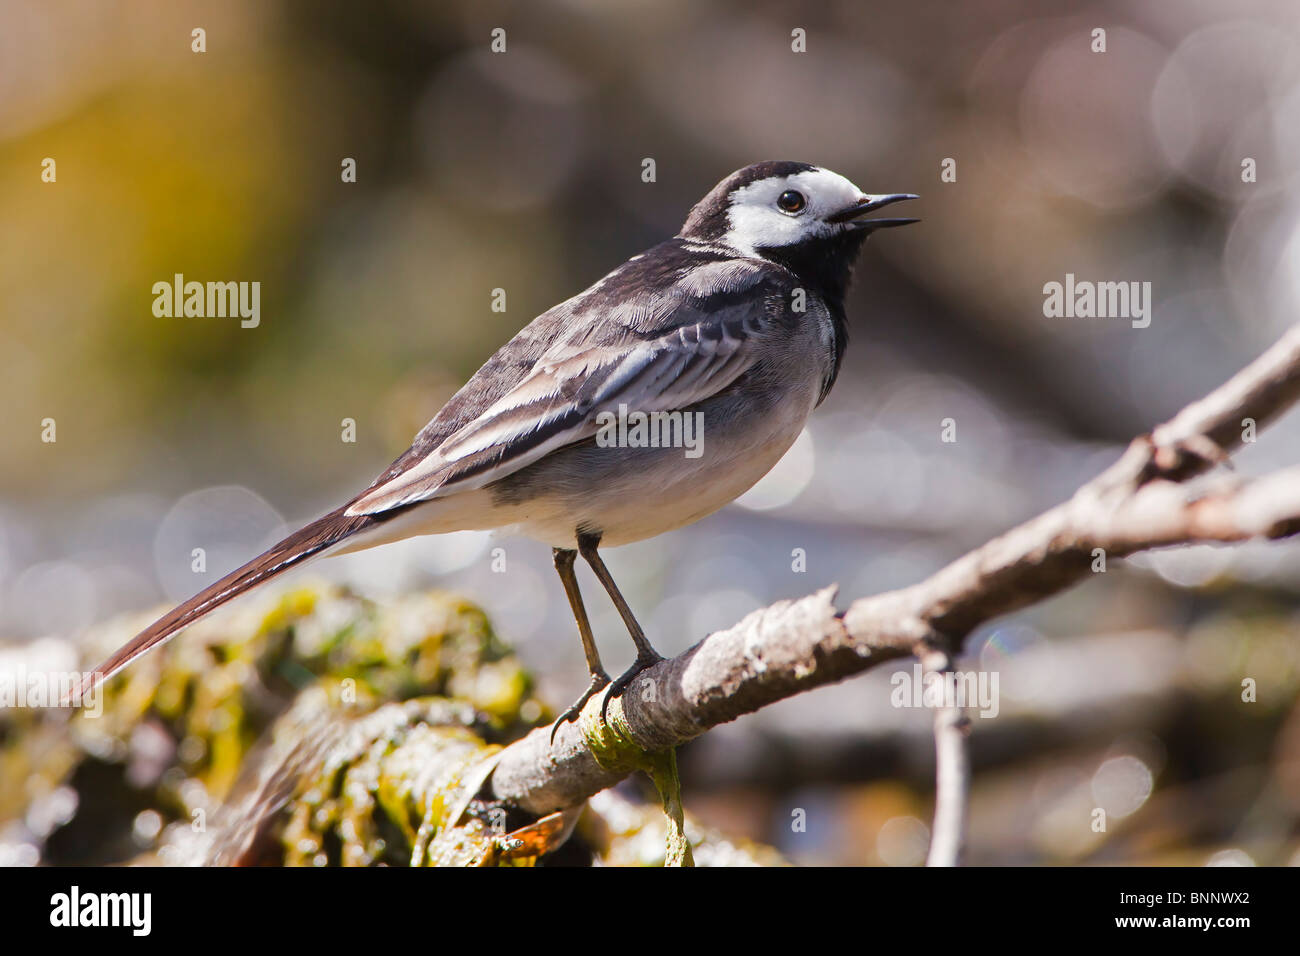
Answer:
[
  {"left": 346, "top": 264, "right": 792, "bottom": 515},
  {"left": 355, "top": 311, "right": 562, "bottom": 496}
]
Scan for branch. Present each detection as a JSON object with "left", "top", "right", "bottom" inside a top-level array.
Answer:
[
  {"left": 490, "top": 324, "right": 1300, "bottom": 817},
  {"left": 921, "top": 647, "right": 969, "bottom": 868}
]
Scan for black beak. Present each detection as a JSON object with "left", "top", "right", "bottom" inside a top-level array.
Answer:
[{"left": 827, "top": 192, "right": 920, "bottom": 230}]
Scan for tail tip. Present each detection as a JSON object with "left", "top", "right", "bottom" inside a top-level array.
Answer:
[{"left": 57, "top": 669, "right": 104, "bottom": 710}]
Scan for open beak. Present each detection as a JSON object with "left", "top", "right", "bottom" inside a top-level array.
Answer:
[{"left": 827, "top": 192, "right": 920, "bottom": 231}]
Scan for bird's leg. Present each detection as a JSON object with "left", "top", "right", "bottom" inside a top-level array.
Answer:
[
  {"left": 577, "top": 532, "right": 664, "bottom": 719},
  {"left": 550, "top": 547, "right": 610, "bottom": 741}
]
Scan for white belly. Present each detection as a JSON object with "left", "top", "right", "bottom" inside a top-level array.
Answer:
[
  {"left": 336, "top": 314, "right": 833, "bottom": 552},
  {"left": 514, "top": 422, "right": 805, "bottom": 547}
]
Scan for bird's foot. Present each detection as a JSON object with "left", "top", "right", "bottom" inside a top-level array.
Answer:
[
  {"left": 549, "top": 672, "right": 611, "bottom": 744},
  {"left": 600, "top": 652, "right": 665, "bottom": 723}
]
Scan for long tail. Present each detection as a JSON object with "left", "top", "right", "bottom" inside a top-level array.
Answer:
[{"left": 62, "top": 506, "right": 382, "bottom": 706}]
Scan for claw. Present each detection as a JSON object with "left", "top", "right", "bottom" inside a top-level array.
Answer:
[
  {"left": 549, "top": 672, "right": 610, "bottom": 744},
  {"left": 599, "top": 653, "right": 664, "bottom": 723}
]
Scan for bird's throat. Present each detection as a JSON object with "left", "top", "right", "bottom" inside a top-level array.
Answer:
[{"left": 755, "top": 230, "right": 869, "bottom": 307}]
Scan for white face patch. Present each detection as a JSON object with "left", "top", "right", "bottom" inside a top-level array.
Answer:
[{"left": 723, "top": 168, "right": 867, "bottom": 256}]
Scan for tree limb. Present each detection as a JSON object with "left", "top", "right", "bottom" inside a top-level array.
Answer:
[
  {"left": 490, "top": 323, "right": 1300, "bottom": 817},
  {"left": 921, "top": 647, "right": 969, "bottom": 867}
]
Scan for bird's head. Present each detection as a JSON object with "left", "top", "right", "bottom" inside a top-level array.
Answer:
[{"left": 679, "top": 161, "right": 917, "bottom": 295}]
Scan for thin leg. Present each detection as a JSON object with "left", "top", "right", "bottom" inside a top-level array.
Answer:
[
  {"left": 577, "top": 532, "right": 663, "bottom": 717},
  {"left": 550, "top": 547, "right": 610, "bottom": 741}
]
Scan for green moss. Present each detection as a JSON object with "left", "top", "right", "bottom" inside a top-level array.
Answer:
[
  {"left": 580, "top": 694, "right": 693, "bottom": 866},
  {"left": 8, "top": 581, "right": 541, "bottom": 864},
  {"left": 4, "top": 579, "right": 784, "bottom": 866}
]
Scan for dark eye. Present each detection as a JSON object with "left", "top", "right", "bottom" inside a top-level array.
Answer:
[{"left": 777, "top": 190, "right": 806, "bottom": 213}]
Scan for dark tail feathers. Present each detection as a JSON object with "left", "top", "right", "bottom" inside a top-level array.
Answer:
[{"left": 62, "top": 506, "right": 378, "bottom": 706}]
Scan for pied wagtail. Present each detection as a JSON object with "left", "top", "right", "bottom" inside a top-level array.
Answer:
[{"left": 71, "top": 161, "right": 917, "bottom": 731}]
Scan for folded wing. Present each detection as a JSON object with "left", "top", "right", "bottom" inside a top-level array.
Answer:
[{"left": 346, "top": 310, "right": 766, "bottom": 514}]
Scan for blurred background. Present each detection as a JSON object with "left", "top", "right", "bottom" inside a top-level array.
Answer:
[{"left": 3, "top": 0, "right": 1300, "bottom": 865}]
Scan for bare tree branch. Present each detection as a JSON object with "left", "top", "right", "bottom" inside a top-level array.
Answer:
[
  {"left": 490, "top": 324, "right": 1300, "bottom": 818},
  {"left": 921, "top": 647, "right": 969, "bottom": 867}
]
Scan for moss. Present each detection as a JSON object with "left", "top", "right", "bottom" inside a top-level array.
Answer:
[
  {"left": 4, "top": 579, "right": 783, "bottom": 866},
  {"left": 7, "top": 581, "right": 540, "bottom": 864},
  {"left": 580, "top": 693, "right": 693, "bottom": 866}
]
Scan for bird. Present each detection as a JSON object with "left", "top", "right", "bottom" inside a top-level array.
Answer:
[{"left": 67, "top": 161, "right": 917, "bottom": 734}]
